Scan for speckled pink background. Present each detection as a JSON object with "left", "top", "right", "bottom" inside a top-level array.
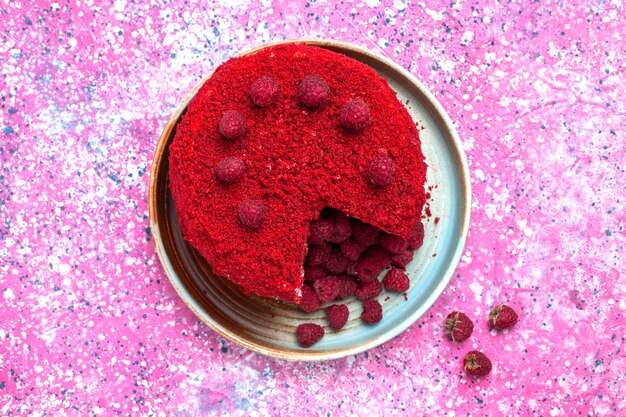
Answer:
[{"left": 1, "top": 1, "right": 625, "bottom": 416}]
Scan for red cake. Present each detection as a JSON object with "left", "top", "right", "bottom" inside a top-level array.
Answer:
[{"left": 168, "top": 43, "right": 427, "bottom": 303}]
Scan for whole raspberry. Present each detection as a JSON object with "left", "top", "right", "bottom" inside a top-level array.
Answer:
[
  {"left": 382, "top": 268, "right": 410, "bottom": 292},
  {"left": 444, "top": 311, "right": 474, "bottom": 342},
  {"left": 307, "top": 242, "right": 331, "bottom": 266},
  {"left": 300, "top": 285, "right": 321, "bottom": 312},
  {"left": 365, "top": 245, "right": 391, "bottom": 263},
  {"left": 336, "top": 275, "right": 358, "bottom": 299},
  {"left": 238, "top": 200, "right": 266, "bottom": 229},
  {"left": 355, "top": 280, "right": 383, "bottom": 301},
  {"left": 361, "top": 299, "right": 383, "bottom": 324},
  {"left": 322, "top": 250, "right": 349, "bottom": 275},
  {"left": 298, "top": 75, "right": 329, "bottom": 108},
  {"left": 345, "top": 261, "right": 358, "bottom": 277},
  {"left": 353, "top": 221, "right": 380, "bottom": 246},
  {"left": 356, "top": 245, "right": 391, "bottom": 282},
  {"left": 215, "top": 157, "right": 246, "bottom": 183},
  {"left": 308, "top": 218, "right": 334, "bottom": 244},
  {"left": 296, "top": 323, "right": 324, "bottom": 348},
  {"left": 463, "top": 351, "right": 492, "bottom": 377},
  {"left": 304, "top": 265, "right": 327, "bottom": 283},
  {"left": 341, "top": 99, "right": 371, "bottom": 132},
  {"left": 367, "top": 156, "right": 396, "bottom": 188},
  {"left": 250, "top": 76, "right": 279, "bottom": 107},
  {"left": 488, "top": 304, "right": 518, "bottom": 330},
  {"left": 313, "top": 276, "right": 341, "bottom": 303},
  {"left": 218, "top": 110, "right": 246, "bottom": 139},
  {"left": 339, "top": 238, "right": 365, "bottom": 262},
  {"left": 407, "top": 221, "right": 425, "bottom": 249},
  {"left": 356, "top": 258, "right": 383, "bottom": 283},
  {"left": 327, "top": 210, "right": 352, "bottom": 243},
  {"left": 391, "top": 249, "right": 414, "bottom": 269},
  {"left": 378, "top": 232, "right": 408, "bottom": 255},
  {"left": 326, "top": 304, "right": 349, "bottom": 330}
]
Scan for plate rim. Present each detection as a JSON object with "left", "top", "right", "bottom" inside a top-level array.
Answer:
[{"left": 148, "top": 39, "right": 471, "bottom": 361}]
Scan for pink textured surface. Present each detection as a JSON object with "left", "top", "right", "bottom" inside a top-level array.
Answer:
[{"left": 1, "top": 1, "right": 624, "bottom": 416}]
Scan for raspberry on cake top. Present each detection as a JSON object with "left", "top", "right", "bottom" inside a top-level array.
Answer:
[{"left": 168, "top": 43, "right": 427, "bottom": 303}]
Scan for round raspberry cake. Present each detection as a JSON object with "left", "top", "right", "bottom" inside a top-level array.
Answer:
[{"left": 168, "top": 43, "right": 427, "bottom": 304}]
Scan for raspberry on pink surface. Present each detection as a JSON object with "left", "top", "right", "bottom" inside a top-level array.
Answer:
[
  {"left": 488, "top": 304, "right": 518, "bottom": 330},
  {"left": 300, "top": 285, "right": 322, "bottom": 312},
  {"left": 340, "top": 99, "right": 371, "bottom": 132},
  {"left": 382, "top": 268, "right": 410, "bottom": 292},
  {"left": 463, "top": 351, "right": 492, "bottom": 377},
  {"left": 298, "top": 74, "right": 329, "bottom": 108},
  {"left": 215, "top": 157, "right": 246, "bottom": 183},
  {"left": 296, "top": 323, "right": 324, "bottom": 348},
  {"left": 250, "top": 76, "right": 279, "bottom": 107},
  {"left": 361, "top": 299, "right": 383, "bottom": 324},
  {"left": 444, "top": 311, "right": 474, "bottom": 342},
  {"left": 326, "top": 304, "right": 349, "bottom": 330},
  {"left": 218, "top": 110, "right": 247, "bottom": 139},
  {"left": 238, "top": 200, "right": 266, "bottom": 229},
  {"left": 313, "top": 276, "right": 341, "bottom": 303}
]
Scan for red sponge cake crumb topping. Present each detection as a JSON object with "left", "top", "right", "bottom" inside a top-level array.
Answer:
[{"left": 168, "top": 43, "right": 427, "bottom": 303}]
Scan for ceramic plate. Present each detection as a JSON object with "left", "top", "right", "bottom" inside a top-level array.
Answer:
[{"left": 149, "top": 39, "right": 471, "bottom": 361}]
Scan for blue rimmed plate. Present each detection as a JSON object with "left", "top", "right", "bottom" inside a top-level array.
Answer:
[{"left": 149, "top": 39, "right": 471, "bottom": 361}]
